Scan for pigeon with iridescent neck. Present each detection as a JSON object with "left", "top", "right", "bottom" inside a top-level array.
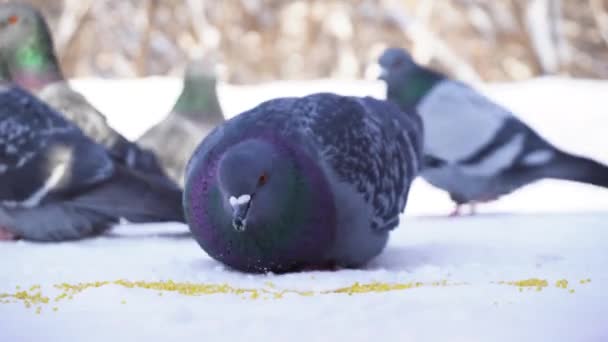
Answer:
[
  {"left": 0, "top": 83, "right": 184, "bottom": 241},
  {"left": 379, "top": 47, "right": 608, "bottom": 215},
  {"left": 184, "top": 93, "right": 422, "bottom": 273},
  {"left": 0, "top": 2, "right": 171, "bottom": 181},
  {"left": 138, "top": 59, "right": 225, "bottom": 185}
]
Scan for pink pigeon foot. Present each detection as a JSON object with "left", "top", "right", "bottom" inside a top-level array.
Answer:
[
  {"left": 449, "top": 204, "right": 463, "bottom": 217},
  {"left": 468, "top": 202, "right": 478, "bottom": 215}
]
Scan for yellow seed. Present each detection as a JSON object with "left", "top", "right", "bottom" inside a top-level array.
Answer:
[{"left": 509, "top": 278, "right": 548, "bottom": 288}]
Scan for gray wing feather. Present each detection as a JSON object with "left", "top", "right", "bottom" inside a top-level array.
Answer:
[
  {"left": 138, "top": 113, "right": 218, "bottom": 185},
  {"left": 239, "top": 93, "right": 423, "bottom": 232},
  {"left": 0, "top": 84, "right": 114, "bottom": 204},
  {"left": 38, "top": 83, "right": 167, "bottom": 177},
  {"left": 0, "top": 165, "right": 184, "bottom": 241},
  {"left": 0, "top": 85, "right": 184, "bottom": 241}
]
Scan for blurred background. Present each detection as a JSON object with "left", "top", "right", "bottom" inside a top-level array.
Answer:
[{"left": 15, "top": 0, "right": 608, "bottom": 83}]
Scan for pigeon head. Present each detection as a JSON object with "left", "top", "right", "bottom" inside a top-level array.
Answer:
[
  {"left": 216, "top": 139, "right": 280, "bottom": 232},
  {"left": 185, "top": 133, "right": 336, "bottom": 273},
  {"left": 379, "top": 47, "right": 444, "bottom": 108},
  {"left": 172, "top": 59, "right": 223, "bottom": 122},
  {"left": 0, "top": 3, "right": 62, "bottom": 90},
  {"left": 0, "top": 3, "right": 45, "bottom": 49},
  {"left": 378, "top": 47, "right": 417, "bottom": 83}
]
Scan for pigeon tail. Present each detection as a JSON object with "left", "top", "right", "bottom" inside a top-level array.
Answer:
[
  {"left": 77, "top": 164, "right": 186, "bottom": 224},
  {"left": 546, "top": 151, "right": 608, "bottom": 189},
  {"left": 0, "top": 165, "right": 185, "bottom": 242}
]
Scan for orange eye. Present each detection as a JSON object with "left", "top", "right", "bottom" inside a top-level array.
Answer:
[
  {"left": 258, "top": 173, "right": 268, "bottom": 186},
  {"left": 8, "top": 15, "right": 19, "bottom": 25}
]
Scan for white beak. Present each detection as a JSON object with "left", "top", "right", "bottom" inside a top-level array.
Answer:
[{"left": 229, "top": 194, "right": 251, "bottom": 208}]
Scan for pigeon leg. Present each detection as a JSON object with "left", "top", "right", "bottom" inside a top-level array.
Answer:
[
  {"left": 468, "top": 202, "right": 478, "bottom": 216},
  {"left": 449, "top": 204, "right": 462, "bottom": 217}
]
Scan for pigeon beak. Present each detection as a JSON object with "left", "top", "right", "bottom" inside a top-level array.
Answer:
[
  {"left": 232, "top": 207, "right": 248, "bottom": 232},
  {"left": 229, "top": 194, "right": 251, "bottom": 232}
]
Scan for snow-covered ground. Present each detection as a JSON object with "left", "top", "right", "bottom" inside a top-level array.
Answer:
[{"left": 1, "top": 77, "right": 607, "bottom": 342}]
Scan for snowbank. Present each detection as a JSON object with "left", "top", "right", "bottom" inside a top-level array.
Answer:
[{"left": 1, "top": 77, "right": 607, "bottom": 342}]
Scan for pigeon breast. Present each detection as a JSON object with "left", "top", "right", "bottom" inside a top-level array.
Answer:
[{"left": 185, "top": 93, "right": 423, "bottom": 271}]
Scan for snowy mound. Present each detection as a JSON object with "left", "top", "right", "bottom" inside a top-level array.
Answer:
[{"left": 1, "top": 78, "right": 607, "bottom": 342}]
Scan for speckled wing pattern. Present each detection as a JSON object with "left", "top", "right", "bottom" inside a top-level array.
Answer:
[
  {"left": 227, "top": 93, "right": 423, "bottom": 232},
  {"left": 304, "top": 95, "right": 422, "bottom": 231},
  {"left": 0, "top": 84, "right": 113, "bottom": 204}
]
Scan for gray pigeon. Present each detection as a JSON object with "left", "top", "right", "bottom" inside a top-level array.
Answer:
[
  {"left": 138, "top": 59, "right": 225, "bottom": 185},
  {"left": 184, "top": 93, "right": 423, "bottom": 273},
  {"left": 379, "top": 47, "right": 608, "bottom": 215},
  {"left": 0, "top": 2, "right": 170, "bottom": 180},
  {"left": 0, "top": 83, "right": 185, "bottom": 241}
]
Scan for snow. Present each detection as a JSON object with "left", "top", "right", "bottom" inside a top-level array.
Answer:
[{"left": 1, "top": 77, "right": 608, "bottom": 341}]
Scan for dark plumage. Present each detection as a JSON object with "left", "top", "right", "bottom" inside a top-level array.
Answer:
[
  {"left": 184, "top": 93, "right": 422, "bottom": 273},
  {"left": 0, "top": 2, "right": 170, "bottom": 180},
  {"left": 138, "top": 59, "right": 225, "bottom": 185},
  {"left": 0, "top": 84, "right": 184, "bottom": 241},
  {"left": 379, "top": 47, "right": 608, "bottom": 214}
]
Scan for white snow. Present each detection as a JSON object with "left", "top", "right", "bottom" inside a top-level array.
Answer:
[{"left": 1, "top": 77, "right": 608, "bottom": 342}]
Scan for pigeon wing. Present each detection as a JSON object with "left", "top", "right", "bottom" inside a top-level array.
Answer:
[{"left": 0, "top": 85, "right": 114, "bottom": 206}]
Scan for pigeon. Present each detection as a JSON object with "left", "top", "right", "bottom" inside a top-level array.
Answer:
[
  {"left": 379, "top": 47, "right": 608, "bottom": 215},
  {"left": 0, "top": 2, "right": 170, "bottom": 179},
  {"left": 138, "top": 59, "right": 225, "bottom": 185},
  {"left": 0, "top": 83, "right": 185, "bottom": 241},
  {"left": 184, "top": 93, "right": 423, "bottom": 273}
]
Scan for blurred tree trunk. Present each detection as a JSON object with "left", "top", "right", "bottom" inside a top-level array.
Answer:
[
  {"left": 25, "top": 0, "right": 608, "bottom": 81},
  {"left": 55, "top": 0, "right": 93, "bottom": 76},
  {"left": 590, "top": 0, "right": 608, "bottom": 48},
  {"left": 524, "top": 0, "right": 568, "bottom": 74},
  {"left": 135, "top": 0, "right": 158, "bottom": 76}
]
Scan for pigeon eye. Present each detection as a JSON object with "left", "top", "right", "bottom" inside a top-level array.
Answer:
[
  {"left": 8, "top": 15, "right": 19, "bottom": 25},
  {"left": 258, "top": 173, "right": 268, "bottom": 186},
  {"left": 392, "top": 59, "right": 403, "bottom": 68}
]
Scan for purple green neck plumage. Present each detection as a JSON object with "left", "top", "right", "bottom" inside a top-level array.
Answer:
[
  {"left": 172, "top": 77, "right": 223, "bottom": 121},
  {"left": 185, "top": 134, "right": 337, "bottom": 272},
  {"left": 4, "top": 29, "right": 63, "bottom": 91},
  {"left": 387, "top": 67, "right": 443, "bottom": 109}
]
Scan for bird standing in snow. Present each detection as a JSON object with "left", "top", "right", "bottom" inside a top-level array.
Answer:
[
  {"left": 379, "top": 47, "right": 608, "bottom": 215},
  {"left": 138, "top": 60, "right": 225, "bottom": 185},
  {"left": 184, "top": 93, "right": 423, "bottom": 272},
  {"left": 0, "top": 3, "right": 169, "bottom": 180},
  {"left": 0, "top": 84, "right": 185, "bottom": 241}
]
